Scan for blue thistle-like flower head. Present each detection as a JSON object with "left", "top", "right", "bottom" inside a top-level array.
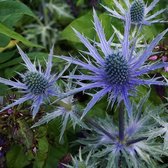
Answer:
[
  {"left": 130, "top": 0, "right": 145, "bottom": 23},
  {"left": 59, "top": 10, "right": 168, "bottom": 118},
  {"left": 103, "top": 0, "right": 166, "bottom": 25},
  {"left": 0, "top": 45, "right": 64, "bottom": 118},
  {"left": 104, "top": 53, "right": 129, "bottom": 85},
  {"left": 24, "top": 71, "right": 49, "bottom": 95}
]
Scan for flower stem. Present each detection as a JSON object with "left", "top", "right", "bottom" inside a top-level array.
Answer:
[
  {"left": 126, "top": 137, "right": 148, "bottom": 146},
  {"left": 119, "top": 102, "right": 125, "bottom": 142}
]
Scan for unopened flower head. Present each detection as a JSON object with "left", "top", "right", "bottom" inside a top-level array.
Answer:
[
  {"left": 0, "top": 45, "right": 63, "bottom": 118},
  {"left": 59, "top": 10, "right": 168, "bottom": 118},
  {"left": 130, "top": 0, "right": 145, "bottom": 23},
  {"left": 103, "top": 0, "right": 166, "bottom": 25}
]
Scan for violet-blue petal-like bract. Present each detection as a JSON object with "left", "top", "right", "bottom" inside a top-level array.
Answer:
[
  {"left": 0, "top": 45, "right": 61, "bottom": 118},
  {"left": 59, "top": 10, "right": 168, "bottom": 118},
  {"left": 103, "top": 0, "right": 166, "bottom": 25}
]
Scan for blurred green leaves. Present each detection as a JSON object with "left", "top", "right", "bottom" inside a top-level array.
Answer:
[
  {"left": 0, "top": 23, "right": 42, "bottom": 48},
  {"left": 61, "top": 11, "right": 95, "bottom": 43},
  {"left": 6, "top": 145, "right": 30, "bottom": 168},
  {"left": 0, "top": 0, "right": 41, "bottom": 48}
]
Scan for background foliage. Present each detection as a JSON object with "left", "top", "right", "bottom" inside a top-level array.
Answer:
[{"left": 0, "top": 0, "right": 168, "bottom": 167}]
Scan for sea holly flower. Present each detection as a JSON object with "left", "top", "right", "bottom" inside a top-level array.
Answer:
[
  {"left": 0, "top": 45, "right": 65, "bottom": 118},
  {"left": 78, "top": 97, "right": 167, "bottom": 168},
  {"left": 59, "top": 10, "right": 168, "bottom": 118},
  {"left": 103, "top": 0, "right": 166, "bottom": 25},
  {"left": 32, "top": 79, "right": 87, "bottom": 141}
]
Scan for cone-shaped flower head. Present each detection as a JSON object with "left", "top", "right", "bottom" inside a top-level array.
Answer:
[
  {"left": 24, "top": 71, "right": 49, "bottom": 95},
  {"left": 130, "top": 0, "right": 145, "bottom": 23},
  {"left": 0, "top": 45, "right": 63, "bottom": 118},
  {"left": 103, "top": 0, "right": 166, "bottom": 25},
  {"left": 104, "top": 53, "right": 129, "bottom": 85},
  {"left": 59, "top": 10, "right": 168, "bottom": 118}
]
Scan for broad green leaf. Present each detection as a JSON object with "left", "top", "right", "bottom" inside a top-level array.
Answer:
[
  {"left": 0, "top": 33, "right": 10, "bottom": 47},
  {"left": 6, "top": 145, "right": 30, "bottom": 168},
  {"left": 44, "top": 139, "right": 69, "bottom": 168},
  {"left": 0, "top": 50, "right": 16, "bottom": 63},
  {"left": 99, "top": 13, "right": 114, "bottom": 40},
  {"left": 0, "top": 23, "right": 42, "bottom": 48},
  {"left": 61, "top": 11, "right": 95, "bottom": 42},
  {"left": 33, "top": 137, "right": 49, "bottom": 168},
  {"left": 17, "top": 120, "right": 33, "bottom": 149},
  {"left": 0, "top": 83, "right": 9, "bottom": 96},
  {"left": 0, "top": 0, "right": 37, "bottom": 27}
]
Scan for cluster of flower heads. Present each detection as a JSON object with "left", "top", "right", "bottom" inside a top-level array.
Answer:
[
  {"left": 0, "top": 0, "right": 168, "bottom": 167},
  {"left": 60, "top": 8, "right": 168, "bottom": 118}
]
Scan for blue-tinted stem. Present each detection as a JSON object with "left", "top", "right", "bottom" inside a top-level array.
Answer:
[
  {"left": 126, "top": 137, "right": 148, "bottom": 146},
  {"left": 119, "top": 102, "right": 124, "bottom": 142}
]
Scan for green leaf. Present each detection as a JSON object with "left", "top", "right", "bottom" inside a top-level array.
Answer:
[
  {"left": 61, "top": 11, "right": 95, "bottom": 43},
  {"left": 0, "top": 33, "right": 10, "bottom": 47},
  {"left": 17, "top": 120, "right": 33, "bottom": 149},
  {"left": 33, "top": 137, "right": 49, "bottom": 168},
  {"left": 99, "top": 13, "right": 114, "bottom": 40},
  {"left": 0, "top": 50, "right": 16, "bottom": 63},
  {"left": 6, "top": 145, "right": 30, "bottom": 168},
  {"left": 0, "top": 23, "right": 42, "bottom": 48},
  {"left": 0, "top": 0, "right": 37, "bottom": 27},
  {"left": 0, "top": 83, "right": 9, "bottom": 96}
]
